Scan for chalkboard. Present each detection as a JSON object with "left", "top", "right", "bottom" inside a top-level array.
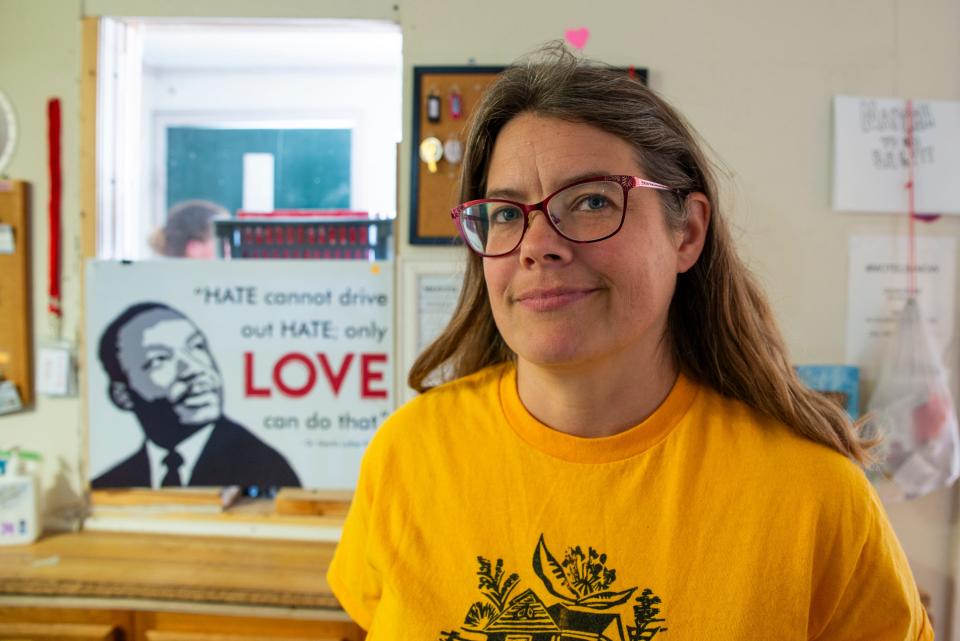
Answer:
[{"left": 167, "top": 128, "right": 351, "bottom": 215}]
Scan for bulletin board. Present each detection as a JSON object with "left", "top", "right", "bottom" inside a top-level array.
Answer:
[
  {"left": 408, "top": 65, "right": 649, "bottom": 245},
  {"left": 409, "top": 66, "right": 505, "bottom": 245},
  {"left": 0, "top": 180, "right": 32, "bottom": 408}
]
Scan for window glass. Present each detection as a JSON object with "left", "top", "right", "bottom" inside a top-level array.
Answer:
[{"left": 167, "top": 127, "right": 352, "bottom": 213}]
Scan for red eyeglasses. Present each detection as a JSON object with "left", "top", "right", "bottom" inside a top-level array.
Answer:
[{"left": 451, "top": 175, "right": 679, "bottom": 257}]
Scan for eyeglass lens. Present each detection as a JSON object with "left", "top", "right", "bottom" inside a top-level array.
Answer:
[{"left": 459, "top": 180, "right": 625, "bottom": 255}]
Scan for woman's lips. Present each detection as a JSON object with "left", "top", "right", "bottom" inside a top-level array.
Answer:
[{"left": 514, "top": 287, "right": 598, "bottom": 312}]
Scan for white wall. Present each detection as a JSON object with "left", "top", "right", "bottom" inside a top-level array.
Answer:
[
  {"left": 0, "top": 0, "right": 86, "bottom": 523},
  {"left": 1, "top": 0, "right": 958, "bottom": 635}
]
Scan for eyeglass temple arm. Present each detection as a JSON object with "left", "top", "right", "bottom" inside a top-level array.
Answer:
[{"left": 630, "top": 176, "right": 680, "bottom": 194}]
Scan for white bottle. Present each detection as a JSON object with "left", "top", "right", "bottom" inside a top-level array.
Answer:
[{"left": 0, "top": 449, "right": 41, "bottom": 545}]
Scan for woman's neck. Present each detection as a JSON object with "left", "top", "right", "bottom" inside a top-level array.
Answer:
[{"left": 515, "top": 342, "right": 678, "bottom": 438}]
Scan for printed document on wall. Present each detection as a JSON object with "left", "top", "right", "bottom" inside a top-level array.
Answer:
[{"left": 845, "top": 236, "right": 956, "bottom": 388}]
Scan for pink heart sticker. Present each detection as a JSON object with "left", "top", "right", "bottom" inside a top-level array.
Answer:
[{"left": 564, "top": 27, "right": 590, "bottom": 50}]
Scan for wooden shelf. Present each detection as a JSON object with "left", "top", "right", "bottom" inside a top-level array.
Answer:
[
  {"left": 0, "top": 530, "right": 363, "bottom": 640},
  {"left": 0, "top": 530, "right": 343, "bottom": 609}
]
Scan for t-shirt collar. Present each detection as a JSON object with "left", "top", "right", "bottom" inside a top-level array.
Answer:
[{"left": 499, "top": 364, "right": 697, "bottom": 463}]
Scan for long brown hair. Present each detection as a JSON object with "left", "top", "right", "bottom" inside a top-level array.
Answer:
[{"left": 409, "top": 43, "right": 872, "bottom": 463}]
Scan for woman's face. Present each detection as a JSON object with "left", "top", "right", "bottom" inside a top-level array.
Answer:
[{"left": 482, "top": 113, "right": 695, "bottom": 371}]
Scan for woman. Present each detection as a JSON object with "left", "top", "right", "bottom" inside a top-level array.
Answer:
[
  {"left": 329, "top": 45, "right": 931, "bottom": 640},
  {"left": 149, "top": 199, "right": 228, "bottom": 258}
]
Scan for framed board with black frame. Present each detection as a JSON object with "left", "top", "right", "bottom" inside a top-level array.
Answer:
[
  {"left": 408, "top": 65, "right": 649, "bottom": 246},
  {"left": 409, "top": 66, "right": 505, "bottom": 246}
]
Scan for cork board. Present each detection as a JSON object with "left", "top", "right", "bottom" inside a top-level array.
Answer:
[
  {"left": 409, "top": 66, "right": 505, "bottom": 245},
  {"left": 0, "top": 180, "right": 32, "bottom": 407},
  {"left": 408, "top": 65, "right": 649, "bottom": 246}
]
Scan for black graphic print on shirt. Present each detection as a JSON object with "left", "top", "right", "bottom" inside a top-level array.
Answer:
[{"left": 437, "top": 534, "right": 667, "bottom": 641}]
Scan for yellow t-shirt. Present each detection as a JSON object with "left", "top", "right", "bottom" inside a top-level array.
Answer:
[{"left": 328, "top": 363, "right": 932, "bottom": 640}]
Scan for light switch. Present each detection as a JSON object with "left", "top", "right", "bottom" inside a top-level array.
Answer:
[{"left": 36, "top": 344, "right": 75, "bottom": 396}]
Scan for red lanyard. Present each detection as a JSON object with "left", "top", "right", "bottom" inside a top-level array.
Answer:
[
  {"left": 904, "top": 100, "right": 917, "bottom": 296},
  {"left": 47, "top": 98, "right": 62, "bottom": 324}
]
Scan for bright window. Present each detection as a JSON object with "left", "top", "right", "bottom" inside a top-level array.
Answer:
[{"left": 97, "top": 18, "right": 402, "bottom": 259}]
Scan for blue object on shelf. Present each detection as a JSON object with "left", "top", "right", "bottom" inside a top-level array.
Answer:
[{"left": 795, "top": 365, "right": 860, "bottom": 419}]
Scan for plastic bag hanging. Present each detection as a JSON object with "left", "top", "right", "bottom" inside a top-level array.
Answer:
[{"left": 865, "top": 297, "right": 960, "bottom": 500}]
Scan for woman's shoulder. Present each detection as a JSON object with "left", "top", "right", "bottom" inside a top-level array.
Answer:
[
  {"left": 692, "top": 383, "right": 875, "bottom": 499},
  {"left": 367, "top": 362, "right": 512, "bottom": 452},
  {"left": 401, "top": 361, "right": 510, "bottom": 414}
]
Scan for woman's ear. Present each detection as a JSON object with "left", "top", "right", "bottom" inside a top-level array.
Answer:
[{"left": 676, "top": 192, "right": 710, "bottom": 274}]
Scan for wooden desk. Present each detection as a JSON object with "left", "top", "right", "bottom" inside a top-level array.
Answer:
[{"left": 0, "top": 531, "right": 363, "bottom": 641}]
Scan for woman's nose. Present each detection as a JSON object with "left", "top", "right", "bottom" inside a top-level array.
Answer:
[{"left": 518, "top": 209, "right": 572, "bottom": 265}]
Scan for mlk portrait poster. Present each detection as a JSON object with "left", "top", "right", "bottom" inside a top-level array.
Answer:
[{"left": 85, "top": 260, "right": 394, "bottom": 490}]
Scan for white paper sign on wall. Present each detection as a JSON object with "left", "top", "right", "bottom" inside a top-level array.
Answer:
[
  {"left": 845, "top": 235, "right": 956, "bottom": 390},
  {"left": 832, "top": 96, "right": 960, "bottom": 214}
]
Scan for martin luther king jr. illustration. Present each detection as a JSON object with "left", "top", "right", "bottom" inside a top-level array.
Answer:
[{"left": 92, "top": 302, "right": 301, "bottom": 488}]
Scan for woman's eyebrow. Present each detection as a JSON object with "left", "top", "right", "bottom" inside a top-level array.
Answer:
[
  {"left": 484, "top": 186, "right": 526, "bottom": 200},
  {"left": 485, "top": 171, "right": 614, "bottom": 200}
]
